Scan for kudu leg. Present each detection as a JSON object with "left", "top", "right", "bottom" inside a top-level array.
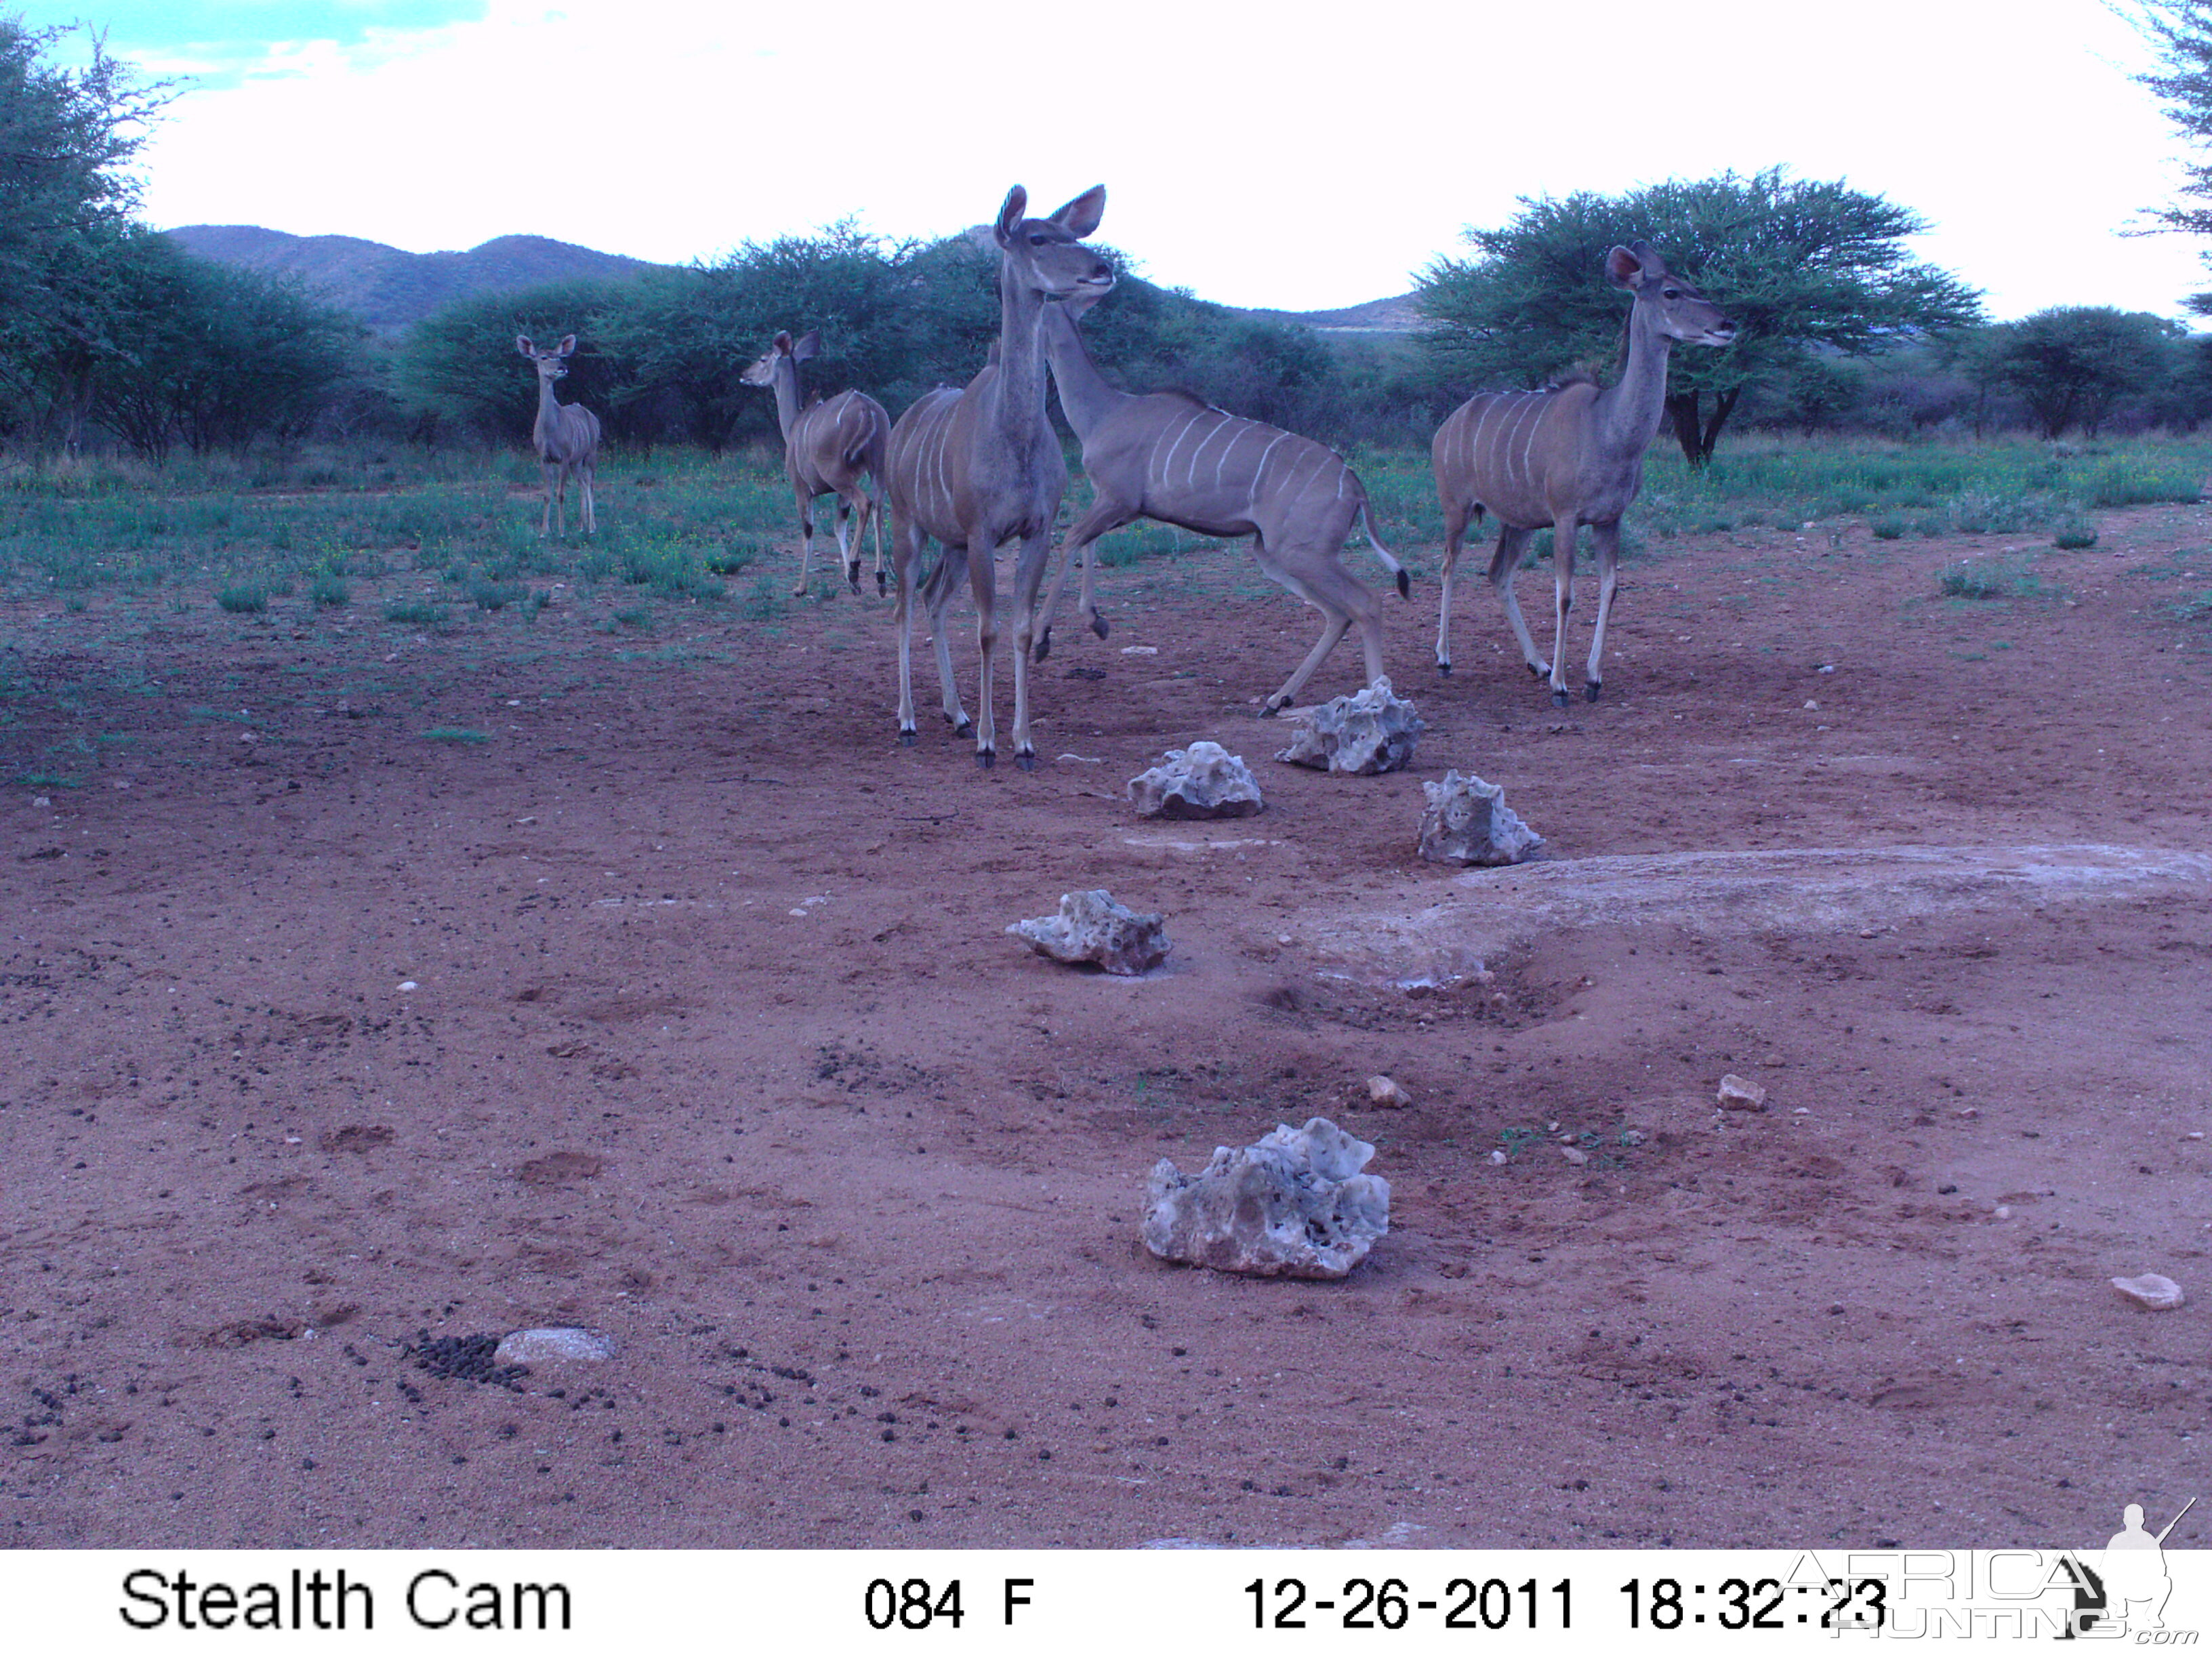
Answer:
[
  {"left": 580, "top": 461, "right": 596, "bottom": 535},
  {"left": 539, "top": 461, "right": 560, "bottom": 537},
  {"left": 793, "top": 485, "right": 817, "bottom": 596},
  {"left": 965, "top": 540, "right": 1000, "bottom": 768},
  {"left": 923, "top": 544, "right": 972, "bottom": 740},
  {"left": 833, "top": 495, "right": 859, "bottom": 593},
  {"left": 1547, "top": 516, "right": 1580, "bottom": 706},
  {"left": 1435, "top": 502, "right": 1469, "bottom": 676},
  {"left": 892, "top": 521, "right": 925, "bottom": 745},
  {"left": 1008, "top": 527, "right": 1061, "bottom": 767},
  {"left": 1488, "top": 525, "right": 1549, "bottom": 682},
  {"left": 1036, "top": 497, "right": 1136, "bottom": 663},
  {"left": 1583, "top": 520, "right": 1622, "bottom": 700},
  {"left": 871, "top": 493, "right": 887, "bottom": 598},
  {"left": 1255, "top": 550, "right": 1374, "bottom": 714}
]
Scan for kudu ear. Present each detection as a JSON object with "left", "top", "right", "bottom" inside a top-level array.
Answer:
[
  {"left": 1048, "top": 186, "right": 1106, "bottom": 239},
  {"left": 1604, "top": 247, "right": 1647, "bottom": 290},
  {"left": 792, "top": 329, "right": 821, "bottom": 362},
  {"left": 773, "top": 330, "right": 794, "bottom": 354},
  {"left": 556, "top": 334, "right": 578, "bottom": 357},
  {"left": 516, "top": 335, "right": 535, "bottom": 358},
  {"left": 995, "top": 186, "right": 1027, "bottom": 248}
]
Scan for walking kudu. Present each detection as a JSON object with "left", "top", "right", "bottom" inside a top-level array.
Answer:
[
  {"left": 739, "top": 329, "right": 893, "bottom": 596},
  {"left": 1430, "top": 242, "right": 1735, "bottom": 704},
  {"left": 884, "top": 184, "right": 1113, "bottom": 769},
  {"left": 516, "top": 334, "right": 602, "bottom": 536},
  {"left": 1036, "top": 293, "right": 1409, "bottom": 713}
]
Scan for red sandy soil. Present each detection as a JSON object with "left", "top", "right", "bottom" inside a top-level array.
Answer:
[{"left": 3, "top": 506, "right": 2208, "bottom": 1549}]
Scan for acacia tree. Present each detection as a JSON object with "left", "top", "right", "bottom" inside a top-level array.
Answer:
[
  {"left": 2133, "top": 0, "right": 2212, "bottom": 309},
  {"left": 1988, "top": 308, "right": 2180, "bottom": 437},
  {"left": 1417, "top": 169, "right": 1983, "bottom": 466}
]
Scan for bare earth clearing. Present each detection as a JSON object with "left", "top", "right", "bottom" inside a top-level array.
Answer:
[{"left": 3, "top": 503, "right": 2208, "bottom": 1549}]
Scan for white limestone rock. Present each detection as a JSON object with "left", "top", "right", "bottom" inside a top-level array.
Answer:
[
  {"left": 1143, "top": 1117, "right": 1391, "bottom": 1279},
  {"left": 1717, "top": 1073, "right": 1769, "bottom": 1113},
  {"left": 1417, "top": 771, "right": 1544, "bottom": 865},
  {"left": 494, "top": 1326, "right": 617, "bottom": 1366},
  {"left": 1128, "top": 741, "right": 1263, "bottom": 820},
  {"left": 2111, "top": 1273, "right": 2185, "bottom": 1311},
  {"left": 1274, "top": 678, "right": 1425, "bottom": 775},
  {"left": 1008, "top": 889, "right": 1169, "bottom": 976}
]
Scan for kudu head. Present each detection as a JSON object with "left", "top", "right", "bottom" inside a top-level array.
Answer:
[
  {"left": 740, "top": 329, "right": 819, "bottom": 388},
  {"left": 1607, "top": 243, "right": 1736, "bottom": 348},
  {"left": 516, "top": 333, "right": 579, "bottom": 385},
  {"left": 993, "top": 185, "right": 1115, "bottom": 308}
]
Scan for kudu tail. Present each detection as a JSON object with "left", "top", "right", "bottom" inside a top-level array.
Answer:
[{"left": 1356, "top": 501, "right": 1411, "bottom": 600}]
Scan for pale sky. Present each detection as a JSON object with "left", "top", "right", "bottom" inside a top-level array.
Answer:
[{"left": 36, "top": 0, "right": 2212, "bottom": 319}]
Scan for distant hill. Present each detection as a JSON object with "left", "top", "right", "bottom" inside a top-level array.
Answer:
[
  {"left": 163, "top": 226, "right": 667, "bottom": 331},
  {"left": 167, "top": 222, "right": 1417, "bottom": 340}
]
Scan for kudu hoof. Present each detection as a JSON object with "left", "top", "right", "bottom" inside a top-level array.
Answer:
[
  {"left": 899, "top": 729, "right": 917, "bottom": 747},
  {"left": 1528, "top": 662, "right": 1547, "bottom": 678},
  {"left": 976, "top": 750, "right": 996, "bottom": 771},
  {"left": 876, "top": 573, "right": 888, "bottom": 598},
  {"left": 1258, "top": 701, "right": 1282, "bottom": 720},
  {"left": 1034, "top": 628, "right": 1052, "bottom": 663},
  {"left": 1585, "top": 681, "right": 1603, "bottom": 703},
  {"left": 1436, "top": 661, "right": 1452, "bottom": 677},
  {"left": 1551, "top": 689, "right": 1570, "bottom": 710},
  {"left": 1395, "top": 570, "right": 1411, "bottom": 599},
  {"left": 1015, "top": 751, "right": 1036, "bottom": 773},
  {"left": 952, "top": 718, "right": 974, "bottom": 739},
  {"left": 1090, "top": 613, "right": 1109, "bottom": 640}
]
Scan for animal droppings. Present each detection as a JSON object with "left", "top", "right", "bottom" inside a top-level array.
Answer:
[
  {"left": 1717, "top": 1074, "right": 1768, "bottom": 1112},
  {"left": 2110, "top": 1274, "right": 2185, "bottom": 1312},
  {"left": 1008, "top": 890, "right": 1169, "bottom": 977},
  {"left": 1143, "top": 1118, "right": 1390, "bottom": 1279},
  {"left": 1417, "top": 771, "right": 1544, "bottom": 866},
  {"left": 1126, "top": 741, "right": 1263, "bottom": 820},
  {"left": 1274, "top": 678, "right": 1424, "bottom": 775}
]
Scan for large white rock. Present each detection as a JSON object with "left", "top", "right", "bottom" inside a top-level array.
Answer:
[
  {"left": 1274, "top": 678, "right": 1424, "bottom": 775},
  {"left": 493, "top": 1326, "right": 617, "bottom": 1366},
  {"left": 1417, "top": 771, "right": 1544, "bottom": 865},
  {"left": 1008, "top": 889, "right": 1169, "bottom": 976},
  {"left": 1128, "top": 741, "right": 1263, "bottom": 819},
  {"left": 1143, "top": 1117, "right": 1391, "bottom": 1279}
]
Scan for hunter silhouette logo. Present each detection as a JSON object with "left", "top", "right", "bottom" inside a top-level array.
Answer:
[{"left": 2089, "top": 1497, "right": 2194, "bottom": 1636}]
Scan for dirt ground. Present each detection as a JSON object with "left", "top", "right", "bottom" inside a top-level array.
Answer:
[{"left": 3, "top": 504, "right": 2208, "bottom": 1550}]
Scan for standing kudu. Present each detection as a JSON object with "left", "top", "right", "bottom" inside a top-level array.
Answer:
[
  {"left": 1431, "top": 242, "right": 1735, "bottom": 705},
  {"left": 516, "top": 333, "right": 602, "bottom": 536},
  {"left": 884, "top": 184, "right": 1113, "bottom": 769},
  {"left": 1036, "top": 292, "right": 1409, "bottom": 714},
  {"left": 740, "top": 329, "right": 893, "bottom": 597}
]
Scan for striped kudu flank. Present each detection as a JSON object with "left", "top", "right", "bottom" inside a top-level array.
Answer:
[
  {"left": 1037, "top": 294, "right": 1408, "bottom": 713},
  {"left": 1431, "top": 242, "right": 1736, "bottom": 705},
  {"left": 884, "top": 184, "right": 1113, "bottom": 769},
  {"left": 740, "top": 329, "right": 893, "bottom": 597},
  {"left": 515, "top": 334, "right": 602, "bottom": 537}
]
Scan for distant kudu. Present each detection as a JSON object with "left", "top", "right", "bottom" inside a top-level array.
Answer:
[
  {"left": 516, "top": 333, "right": 602, "bottom": 536},
  {"left": 1036, "top": 291, "right": 1408, "bottom": 714},
  {"left": 740, "top": 329, "right": 893, "bottom": 597},
  {"left": 884, "top": 184, "right": 1113, "bottom": 769},
  {"left": 1431, "top": 242, "right": 1735, "bottom": 704}
]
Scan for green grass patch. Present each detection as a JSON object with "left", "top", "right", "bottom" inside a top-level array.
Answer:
[
  {"left": 384, "top": 600, "right": 449, "bottom": 627},
  {"left": 310, "top": 573, "right": 350, "bottom": 607},
  {"left": 423, "top": 726, "right": 490, "bottom": 743},
  {"left": 216, "top": 584, "right": 270, "bottom": 613}
]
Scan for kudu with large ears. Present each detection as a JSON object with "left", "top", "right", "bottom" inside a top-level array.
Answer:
[
  {"left": 1430, "top": 240, "right": 1735, "bottom": 704},
  {"left": 516, "top": 332, "right": 603, "bottom": 537},
  {"left": 741, "top": 327, "right": 893, "bottom": 596},
  {"left": 882, "top": 184, "right": 1113, "bottom": 768}
]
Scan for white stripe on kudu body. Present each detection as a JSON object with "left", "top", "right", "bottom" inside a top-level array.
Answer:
[
  {"left": 1430, "top": 241, "right": 1737, "bottom": 705},
  {"left": 1035, "top": 300, "right": 1409, "bottom": 714}
]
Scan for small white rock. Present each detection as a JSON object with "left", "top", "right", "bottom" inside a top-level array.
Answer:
[
  {"left": 1488, "top": 1149, "right": 1508, "bottom": 1165},
  {"left": 1803, "top": 699, "right": 1820, "bottom": 711},
  {"left": 31, "top": 796, "right": 51, "bottom": 808},
  {"left": 1717, "top": 1074, "right": 1767, "bottom": 1112},
  {"left": 2111, "top": 1274, "right": 2185, "bottom": 1312},
  {"left": 396, "top": 980, "right": 418, "bottom": 993},
  {"left": 1120, "top": 644, "right": 1159, "bottom": 656},
  {"left": 495, "top": 1326, "right": 619, "bottom": 1366},
  {"left": 1994, "top": 1206, "right": 2011, "bottom": 1220},
  {"left": 1366, "top": 1075, "right": 1412, "bottom": 1110},
  {"left": 1559, "top": 1145, "right": 1589, "bottom": 1166}
]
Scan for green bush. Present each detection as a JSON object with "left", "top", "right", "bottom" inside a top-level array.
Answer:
[
  {"left": 384, "top": 599, "right": 447, "bottom": 626},
  {"left": 216, "top": 584, "right": 268, "bottom": 613},
  {"left": 309, "top": 573, "right": 350, "bottom": 607}
]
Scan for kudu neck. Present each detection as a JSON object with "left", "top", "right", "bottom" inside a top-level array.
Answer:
[
  {"left": 1038, "top": 303, "right": 1119, "bottom": 442},
  {"left": 989, "top": 255, "right": 1050, "bottom": 433},
  {"left": 769, "top": 360, "right": 802, "bottom": 440},
  {"left": 1597, "top": 300, "right": 1674, "bottom": 456}
]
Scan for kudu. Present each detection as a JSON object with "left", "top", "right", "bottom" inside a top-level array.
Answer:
[
  {"left": 740, "top": 329, "right": 893, "bottom": 596},
  {"left": 516, "top": 334, "right": 602, "bottom": 536},
  {"left": 884, "top": 184, "right": 1113, "bottom": 769},
  {"left": 1430, "top": 241, "right": 1735, "bottom": 704},
  {"left": 1036, "top": 292, "right": 1409, "bottom": 714}
]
